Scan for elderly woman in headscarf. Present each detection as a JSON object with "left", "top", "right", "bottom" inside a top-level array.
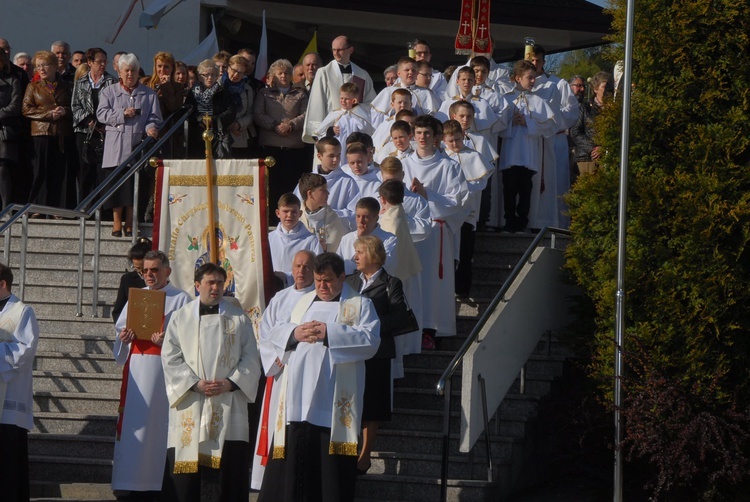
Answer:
[
  {"left": 22, "top": 50, "right": 74, "bottom": 213},
  {"left": 96, "top": 53, "right": 162, "bottom": 237},
  {"left": 185, "top": 59, "right": 235, "bottom": 159}
]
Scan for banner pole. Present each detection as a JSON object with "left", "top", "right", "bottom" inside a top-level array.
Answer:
[{"left": 202, "top": 114, "right": 218, "bottom": 264}]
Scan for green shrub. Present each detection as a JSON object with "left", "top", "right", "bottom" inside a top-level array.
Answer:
[{"left": 566, "top": 0, "right": 750, "bottom": 498}]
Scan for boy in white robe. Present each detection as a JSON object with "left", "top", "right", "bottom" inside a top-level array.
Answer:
[
  {"left": 314, "top": 82, "right": 375, "bottom": 161},
  {"left": 112, "top": 251, "right": 191, "bottom": 499},
  {"left": 342, "top": 142, "right": 381, "bottom": 201},
  {"left": 0, "top": 263, "right": 39, "bottom": 502},
  {"left": 298, "top": 172, "right": 349, "bottom": 254},
  {"left": 373, "top": 111, "right": 417, "bottom": 164},
  {"left": 294, "top": 137, "right": 359, "bottom": 228},
  {"left": 337, "top": 197, "right": 399, "bottom": 276},
  {"left": 162, "top": 264, "right": 261, "bottom": 502},
  {"left": 498, "top": 59, "right": 557, "bottom": 233},
  {"left": 443, "top": 120, "right": 494, "bottom": 297},
  {"left": 252, "top": 250, "right": 316, "bottom": 490},
  {"left": 378, "top": 157, "right": 432, "bottom": 243},
  {"left": 268, "top": 193, "right": 324, "bottom": 286},
  {"left": 436, "top": 67, "right": 498, "bottom": 137},
  {"left": 370, "top": 57, "right": 440, "bottom": 127},
  {"left": 258, "top": 253, "right": 379, "bottom": 502},
  {"left": 401, "top": 115, "right": 469, "bottom": 348},
  {"left": 371, "top": 89, "right": 412, "bottom": 155}
]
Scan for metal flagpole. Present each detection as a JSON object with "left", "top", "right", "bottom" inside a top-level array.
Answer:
[{"left": 614, "top": 0, "right": 637, "bottom": 498}]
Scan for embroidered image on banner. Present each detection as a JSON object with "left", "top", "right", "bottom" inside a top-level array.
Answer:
[{"left": 155, "top": 160, "right": 268, "bottom": 334}]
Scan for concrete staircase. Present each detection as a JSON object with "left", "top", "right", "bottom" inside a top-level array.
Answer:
[{"left": 1, "top": 221, "right": 573, "bottom": 501}]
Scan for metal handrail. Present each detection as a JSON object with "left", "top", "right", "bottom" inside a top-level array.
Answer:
[
  {"left": 436, "top": 225, "right": 571, "bottom": 502},
  {"left": 0, "top": 106, "right": 193, "bottom": 315}
]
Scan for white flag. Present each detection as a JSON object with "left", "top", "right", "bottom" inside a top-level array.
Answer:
[
  {"left": 181, "top": 16, "right": 219, "bottom": 66},
  {"left": 254, "top": 10, "right": 268, "bottom": 82}
]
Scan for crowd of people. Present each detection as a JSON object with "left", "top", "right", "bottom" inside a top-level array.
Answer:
[{"left": 0, "top": 31, "right": 616, "bottom": 502}]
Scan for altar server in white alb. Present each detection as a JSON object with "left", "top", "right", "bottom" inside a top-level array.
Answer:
[
  {"left": 315, "top": 82, "right": 375, "bottom": 156},
  {"left": 112, "top": 250, "right": 191, "bottom": 500},
  {"left": 0, "top": 263, "right": 39, "bottom": 502},
  {"left": 251, "top": 250, "right": 316, "bottom": 490},
  {"left": 268, "top": 193, "right": 323, "bottom": 287},
  {"left": 401, "top": 115, "right": 468, "bottom": 349},
  {"left": 337, "top": 197, "right": 399, "bottom": 276},
  {"left": 258, "top": 253, "right": 380, "bottom": 502},
  {"left": 303, "top": 35, "right": 376, "bottom": 143},
  {"left": 161, "top": 263, "right": 261, "bottom": 502}
]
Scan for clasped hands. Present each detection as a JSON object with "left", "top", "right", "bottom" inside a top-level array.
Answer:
[
  {"left": 196, "top": 379, "right": 232, "bottom": 397},
  {"left": 293, "top": 320, "right": 327, "bottom": 344}
]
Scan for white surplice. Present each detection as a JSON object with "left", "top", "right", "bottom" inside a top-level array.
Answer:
[
  {"left": 401, "top": 151, "right": 468, "bottom": 337},
  {"left": 294, "top": 167, "right": 359, "bottom": 228},
  {"left": 112, "top": 282, "right": 191, "bottom": 492},
  {"left": 0, "top": 295, "right": 39, "bottom": 431},
  {"left": 251, "top": 283, "right": 315, "bottom": 490},
  {"left": 162, "top": 299, "right": 261, "bottom": 472}
]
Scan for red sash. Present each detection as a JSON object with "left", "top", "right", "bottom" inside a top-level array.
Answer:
[{"left": 255, "top": 376, "right": 275, "bottom": 466}]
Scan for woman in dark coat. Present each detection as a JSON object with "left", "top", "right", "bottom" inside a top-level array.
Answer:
[
  {"left": 0, "top": 48, "right": 23, "bottom": 209},
  {"left": 344, "top": 234, "right": 413, "bottom": 474}
]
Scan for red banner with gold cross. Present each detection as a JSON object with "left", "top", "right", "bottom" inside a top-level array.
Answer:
[
  {"left": 472, "top": 0, "right": 492, "bottom": 56},
  {"left": 454, "top": 0, "right": 475, "bottom": 55}
]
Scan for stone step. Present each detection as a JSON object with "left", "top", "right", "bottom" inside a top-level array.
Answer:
[
  {"left": 36, "top": 333, "right": 114, "bottom": 354},
  {"left": 396, "top": 366, "right": 555, "bottom": 396},
  {"left": 22, "top": 268, "right": 124, "bottom": 288},
  {"left": 473, "top": 232, "right": 565, "bottom": 253},
  {"left": 29, "top": 454, "right": 112, "bottom": 484},
  {"left": 34, "top": 391, "right": 120, "bottom": 415},
  {"left": 455, "top": 297, "right": 491, "bottom": 317},
  {"left": 28, "top": 302, "right": 114, "bottom": 319},
  {"left": 355, "top": 473, "right": 500, "bottom": 502},
  {"left": 1, "top": 218, "right": 142, "bottom": 237},
  {"left": 22, "top": 284, "right": 118, "bottom": 305},
  {"left": 393, "top": 386, "right": 540, "bottom": 416},
  {"left": 33, "top": 371, "right": 122, "bottom": 394},
  {"left": 33, "top": 411, "right": 116, "bottom": 435},
  {"left": 390, "top": 407, "right": 530, "bottom": 439},
  {"left": 38, "top": 316, "right": 119, "bottom": 336},
  {"left": 8, "top": 236, "right": 137, "bottom": 256},
  {"left": 473, "top": 252, "right": 524, "bottom": 268},
  {"left": 29, "top": 481, "right": 117, "bottom": 501},
  {"left": 29, "top": 433, "right": 114, "bottom": 461},
  {"left": 7, "top": 252, "right": 131, "bottom": 272},
  {"left": 33, "top": 351, "right": 120, "bottom": 374},
  {"left": 366, "top": 450, "right": 512, "bottom": 485},
  {"left": 376, "top": 428, "right": 518, "bottom": 464}
]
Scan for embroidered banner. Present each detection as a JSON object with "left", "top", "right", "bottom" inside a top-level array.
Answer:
[
  {"left": 455, "top": 0, "right": 475, "bottom": 55},
  {"left": 472, "top": 0, "right": 492, "bottom": 56},
  {"left": 154, "top": 159, "right": 273, "bottom": 336}
]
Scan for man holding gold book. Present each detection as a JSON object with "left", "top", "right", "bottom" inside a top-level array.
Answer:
[{"left": 112, "top": 250, "right": 191, "bottom": 501}]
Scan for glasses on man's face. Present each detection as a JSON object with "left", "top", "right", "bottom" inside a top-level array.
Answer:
[
  {"left": 200, "top": 73, "right": 216, "bottom": 79},
  {"left": 227, "top": 67, "right": 244, "bottom": 75},
  {"left": 571, "top": 83, "right": 585, "bottom": 88},
  {"left": 418, "top": 72, "right": 432, "bottom": 78},
  {"left": 93, "top": 59, "right": 108, "bottom": 65},
  {"left": 415, "top": 51, "right": 430, "bottom": 57}
]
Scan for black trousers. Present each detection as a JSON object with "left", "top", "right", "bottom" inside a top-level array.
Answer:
[
  {"left": 75, "top": 131, "right": 101, "bottom": 206},
  {"left": 29, "top": 136, "right": 66, "bottom": 207},
  {"left": 502, "top": 165, "right": 535, "bottom": 231},
  {"left": 0, "top": 158, "right": 13, "bottom": 209},
  {"left": 161, "top": 441, "right": 250, "bottom": 502},
  {"left": 0, "top": 424, "right": 30, "bottom": 502},
  {"left": 258, "top": 421, "right": 358, "bottom": 502},
  {"left": 455, "top": 222, "right": 476, "bottom": 296}
]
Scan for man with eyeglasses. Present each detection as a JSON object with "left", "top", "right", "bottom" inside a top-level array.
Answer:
[
  {"left": 411, "top": 39, "right": 448, "bottom": 99},
  {"left": 112, "top": 250, "right": 191, "bottom": 501},
  {"left": 569, "top": 75, "right": 586, "bottom": 103},
  {"left": 302, "top": 35, "right": 376, "bottom": 144}
]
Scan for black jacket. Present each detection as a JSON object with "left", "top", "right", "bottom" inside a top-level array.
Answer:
[{"left": 345, "top": 268, "right": 411, "bottom": 360}]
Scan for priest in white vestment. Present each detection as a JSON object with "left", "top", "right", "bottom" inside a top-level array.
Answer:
[
  {"left": 258, "top": 253, "right": 379, "bottom": 502},
  {"left": 0, "top": 263, "right": 39, "bottom": 502},
  {"left": 112, "top": 250, "right": 191, "bottom": 498},
  {"left": 251, "top": 250, "right": 316, "bottom": 490},
  {"left": 302, "top": 36, "right": 376, "bottom": 143},
  {"left": 161, "top": 263, "right": 261, "bottom": 502}
]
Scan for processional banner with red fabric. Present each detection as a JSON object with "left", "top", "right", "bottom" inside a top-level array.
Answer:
[
  {"left": 153, "top": 159, "right": 274, "bottom": 337},
  {"left": 454, "top": 0, "right": 493, "bottom": 56}
]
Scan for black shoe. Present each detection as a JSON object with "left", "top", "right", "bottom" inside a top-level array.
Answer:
[
  {"left": 124, "top": 230, "right": 133, "bottom": 237},
  {"left": 112, "top": 230, "right": 122, "bottom": 237}
]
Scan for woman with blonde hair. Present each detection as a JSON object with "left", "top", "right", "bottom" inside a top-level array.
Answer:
[
  {"left": 253, "top": 58, "right": 308, "bottom": 218},
  {"left": 142, "top": 51, "right": 184, "bottom": 117},
  {"left": 22, "top": 50, "right": 74, "bottom": 213},
  {"left": 344, "top": 234, "right": 413, "bottom": 474}
]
